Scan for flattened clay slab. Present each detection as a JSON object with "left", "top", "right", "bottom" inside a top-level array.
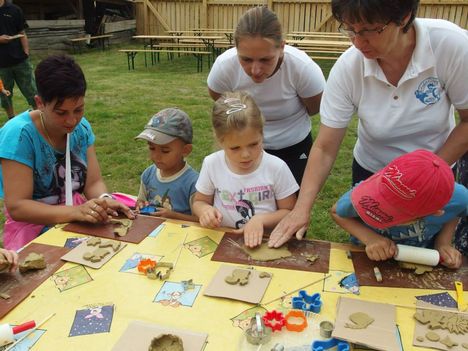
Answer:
[
  {"left": 212, "top": 233, "right": 330, "bottom": 273},
  {"left": 149, "top": 334, "right": 184, "bottom": 351},
  {"left": 242, "top": 244, "right": 292, "bottom": 261}
]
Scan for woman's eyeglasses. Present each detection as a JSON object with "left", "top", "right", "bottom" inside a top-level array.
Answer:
[{"left": 338, "top": 21, "right": 391, "bottom": 39}]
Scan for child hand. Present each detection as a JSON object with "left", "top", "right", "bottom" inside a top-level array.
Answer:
[
  {"left": 436, "top": 244, "right": 462, "bottom": 269},
  {"left": 0, "top": 248, "right": 19, "bottom": 272},
  {"left": 243, "top": 217, "right": 264, "bottom": 248},
  {"left": 152, "top": 207, "right": 171, "bottom": 218},
  {"left": 365, "top": 236, "right": 396, "bottom": 261},
  {"left": 1, "top": 89, "right": 11, "bottom": 97},
  {"left": 199, "top": 207, "right": 222, "bottom": 228},
  {"left": 135, "top": 200, "right": 149, "bottom": 212}
]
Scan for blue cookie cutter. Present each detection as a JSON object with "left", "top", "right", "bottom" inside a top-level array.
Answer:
[
  {"left": 291, "top": 290, "right": 322, "bottom": 313},
  {"left": 140, "top": 205, "right": 158, "bottom": 215},
  {"left": 312, "top": 338, "right": 350, "bottom": 351}
]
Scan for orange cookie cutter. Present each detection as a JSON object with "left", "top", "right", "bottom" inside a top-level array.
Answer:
[
  {"left": 263, "top": 310, "right": 286, "bottom": 332},
  {"left": 284, "top": 310, "right": 308, "bottom": 332},
  {"left": 137, "top": 258, "right": 157, "bottom": 273}
]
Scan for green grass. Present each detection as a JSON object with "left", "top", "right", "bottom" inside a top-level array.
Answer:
[{"left": 1, "top": 44, "right": 357, "bottom": 244}]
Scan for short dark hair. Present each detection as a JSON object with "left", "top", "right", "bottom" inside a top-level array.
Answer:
[
  {"left": 35, "top": 55, "right": 87, "bottom": 104},
  {"left": 331, "top": 0, "right": 419, "bottom": 33}
]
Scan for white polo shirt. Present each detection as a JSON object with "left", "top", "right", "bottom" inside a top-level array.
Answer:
[
  {"left": 207, "top": 45, "right": 325, "bottom": 150},
  {"left": 321, "top": 18, "right": 468, "bottom": 173}
]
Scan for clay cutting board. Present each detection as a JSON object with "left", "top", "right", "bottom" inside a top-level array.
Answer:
[
  {"left": 211, "top": 232, "right": 330, "bottom": 273},
  {"left": 351, "top": 251, "right": 468, "bottom": 290},
  {"left": 63, "top": 215, "right": 164, "bottom": 244},
  {"left": 0, "top": 243, "right": 69, "bottom": 319},
  {"left": 61, "top": 239, "right": 127, "bottom": 269}
]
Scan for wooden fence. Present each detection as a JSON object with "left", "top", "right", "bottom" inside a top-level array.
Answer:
[{"left": 133, "top": 0, "right": 468, "bottom": 35}]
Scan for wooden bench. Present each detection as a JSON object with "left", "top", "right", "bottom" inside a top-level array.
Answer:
[
  {"left": 119, "top": 49, "right": 212, "bottom": 72},
  {"left": 70, "top": 34, "right": 113, "bottom": 54}
]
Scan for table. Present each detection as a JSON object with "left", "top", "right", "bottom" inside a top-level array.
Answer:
[{"left": 0, "top": 220, "right": 464, "bottom": 350}]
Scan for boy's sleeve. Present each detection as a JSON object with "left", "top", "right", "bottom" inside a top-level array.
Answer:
[
  {"left": 136, "top": 181, "right": 147, "bottom": 203},
  {"left": 335, "top": 189, "right": 359, "bottom": 218}
]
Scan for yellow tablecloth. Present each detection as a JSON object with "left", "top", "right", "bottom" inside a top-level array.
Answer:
[{"left": 1, "top": 220, "right": 465, "bottom": 350}]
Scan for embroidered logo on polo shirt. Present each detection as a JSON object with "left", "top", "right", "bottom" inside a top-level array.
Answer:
[
  {"left": 382, "top": 165, "right": 416, "bottom": 200},
  {"left": 358, "top": 196, "right": 393, "bottom": 224},
  {"left": 414, "top": 77, "right": 441, "bottom": 105}
]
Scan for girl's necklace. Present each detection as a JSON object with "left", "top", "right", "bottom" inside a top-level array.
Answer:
[{"left": 39, "top": 111, "right": 55, "bottom": 148}]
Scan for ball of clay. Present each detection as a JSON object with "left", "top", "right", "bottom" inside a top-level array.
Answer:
[{"left": 148, "top": 334, "right": 184, "bottom": 351}]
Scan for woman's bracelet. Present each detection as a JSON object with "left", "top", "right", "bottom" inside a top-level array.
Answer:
[{"left": 98, "top": 193, "right": 114, "bottom": 199}]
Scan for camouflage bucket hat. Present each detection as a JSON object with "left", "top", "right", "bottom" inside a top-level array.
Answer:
[{"left": 135, "top": 108, "right": 193, "bottom": 144}]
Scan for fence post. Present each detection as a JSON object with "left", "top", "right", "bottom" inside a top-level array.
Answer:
[{"left": 201, "top": 0, "right": 208, "bottom": 28}]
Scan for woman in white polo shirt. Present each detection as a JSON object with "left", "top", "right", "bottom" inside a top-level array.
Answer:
[
  {"left": 207, "top": 6, "right": 326, "bottom": 184},
  {"left": 269, "top": 0, "right": 468, "bottom": 248}
]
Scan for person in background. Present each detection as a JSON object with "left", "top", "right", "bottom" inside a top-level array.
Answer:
[
  {"left": 207, "top": 6, "right": 326, "bottom": 185},
  {"left": 0, "top": 55, "right": 134, "bottom": 250},
  {"left": 0, "top": 0, "right": 37, "bottom": 119},
  {"left": 193, "top": 91, "right": 298, "bottom": 248},
  {"left": 332, "top": 150, "right": 465, "bottom": 269},
  {"left": 134, "top": 108, "right": 199, "bottom": 222},
  {"left": 269, "top": 0, "right": 468, "bottom": 248}
]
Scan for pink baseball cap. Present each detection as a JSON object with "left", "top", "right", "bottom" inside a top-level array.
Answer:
[{"left": 351, "top": 149, "right": 454, "bottom": 229}]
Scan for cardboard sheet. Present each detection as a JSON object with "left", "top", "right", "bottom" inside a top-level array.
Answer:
[
  {"left": 211, "top": 233, "right": 330, "bottom": 273},
  {"left": 63, "top": 215, "right": 164, "bottom": 243},
  {"left": 332, "top": 296, "right": 400, "bottom": 351},
  {"left": 61, "top": 238, "right": 126, "bottom": 269},
  {"left": 112, "top": 320, "right": 208, "bottom": 351},
  {"left": 351, "top": 251, "right": 468, "bottom": 290},
  {"left": 203, "top": 264, "right": 271, "bottom": 304},
  {"left": 0, "top": 243, "right": 69, "bottom": 319},
  {"left": 412, "top": 301, "right": 468, "bottom": 350}
]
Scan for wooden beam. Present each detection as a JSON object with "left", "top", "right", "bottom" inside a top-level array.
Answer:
[{"left": 145, "top": 0, "right": 171, "bottom": 33}]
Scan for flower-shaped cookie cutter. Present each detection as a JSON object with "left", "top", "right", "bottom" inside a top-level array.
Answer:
[
  {"left": 291, "top": 290, "right": 322, "bottom": 313},
  {"left": 137, "top": 258, "right": 157, "bottom": 273},
  {"left": 262, "top": 310, "right": 286, "bottom": 332},
  {"left": 312, "top": 338, "right": 350, "bottom": 351},
  {"left": 284, "top": 310, "right": 308, "bottom": 332}
]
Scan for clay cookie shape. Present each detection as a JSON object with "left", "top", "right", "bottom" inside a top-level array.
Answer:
[
  {"left": 344, "top": 312, "right": 374, "bottom": 329},
  {"left": 224, "top": 269, "right": 251, "bottom": 285},
  {"left": 83, "top": 248, "right": 111, "bottom": 263}
]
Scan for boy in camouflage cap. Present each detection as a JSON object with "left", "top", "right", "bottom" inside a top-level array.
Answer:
[{"left": 135, "top": 108, "right": 199, "bottom": 221}]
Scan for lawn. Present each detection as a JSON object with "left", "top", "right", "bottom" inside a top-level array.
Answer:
[{"left": 0, "top": 44, "right": 357, "bottom": 244}]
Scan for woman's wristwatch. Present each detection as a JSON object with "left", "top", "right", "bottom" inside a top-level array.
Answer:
[{"left": 98, "top": 193, "right": 114, "bottom": 199}]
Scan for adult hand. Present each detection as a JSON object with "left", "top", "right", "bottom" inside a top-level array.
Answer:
[
  {"left": 240, "top": 216, "right": 264, "bottom": 248},
  {"left": 268, "top": 209, "right": 309, "bottom": 248},
  {"left": 75, "top": 198, "right": 135, "bottom": 223},
  {"left": 437, "top": 244, "right": 462, "bottom": 269},
  {"left": 365, "top": 237, "right": 396, "bottom": 261},
  {"left": 199, "top": 207, "right": 222, "bottom": 228},
  {"left": 0, "top": 249, "right": 19, "bottom": 272}
]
